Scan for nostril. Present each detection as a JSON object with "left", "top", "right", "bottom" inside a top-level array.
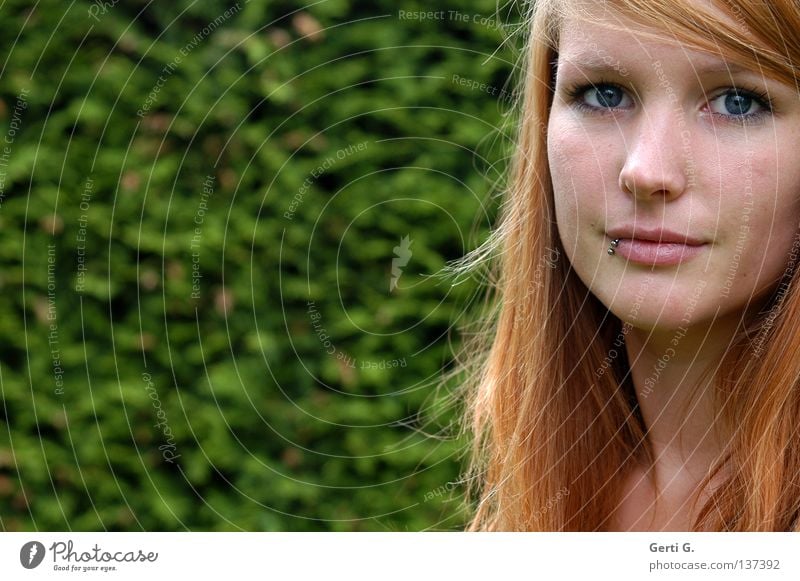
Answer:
[{"left": 621, "top": 178, "right": 634, "bottom": 194}]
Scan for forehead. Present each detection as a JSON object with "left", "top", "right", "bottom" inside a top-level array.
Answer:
[
  {"left": 554, "top": 3, "right": 744, "bottom": 74},
  {"left": 554, "top": 0, "right": 739, "bottom": 55},
  {"left": 558, "top": 19, "right": 722, "bottom": 70}
]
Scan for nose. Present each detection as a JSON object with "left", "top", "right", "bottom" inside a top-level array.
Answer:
[{"left": 619, "top": 104, "right": 689, "bottom": 201}]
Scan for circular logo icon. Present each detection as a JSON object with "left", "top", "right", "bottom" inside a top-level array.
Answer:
[{"left": 20, "top": 541, "right": 45, "bottom": 569}]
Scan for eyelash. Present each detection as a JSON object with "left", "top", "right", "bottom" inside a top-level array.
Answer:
[
  {"left": 564, "top": 79, "right": 774, "bottom": 125},
  {"left": 564, "top": 79, "right": 629, "bottom": 114}
]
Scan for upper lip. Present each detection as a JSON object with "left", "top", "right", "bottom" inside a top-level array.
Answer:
[{"left": 606, "top": 226, "right": 706, "bottom": 246}]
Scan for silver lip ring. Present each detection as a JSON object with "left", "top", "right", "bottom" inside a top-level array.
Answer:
[{"left": 607, "top": 238, "right": 620, "bottom": 255}]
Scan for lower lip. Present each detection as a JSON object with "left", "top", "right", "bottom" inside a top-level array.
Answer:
[{"left": 610, "top": 238, "right": 707, "bottom": 265}]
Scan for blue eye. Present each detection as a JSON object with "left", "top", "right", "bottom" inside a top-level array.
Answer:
[
  {"left": 567, "top": 82, "right": 633, "bottom": 111},
  {"left": 708, "top": 89, "right": 768, "bottom": 117},
  {"left": 584, "top": 84, "right": 630, "bottom": 108}
]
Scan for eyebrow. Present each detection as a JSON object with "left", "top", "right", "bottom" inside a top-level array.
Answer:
[
  {"left": 558, "top": 53, "right": 752, "bottom": 76},
  {"left": 691, "top": 62, "right": 751, "bottom": 75}
]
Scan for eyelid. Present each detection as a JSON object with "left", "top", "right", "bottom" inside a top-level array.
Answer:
[
  {"left": 707, "top": 85, "right": 773, "bottom": 110},
  {"left": 563, "top": 79, "right": 635, "bottom": 112},
  {"left": 563, "top": 79, "right": 774, "bottom": 123},
  {"left": 702, "top": 86, "right": 773, "bottom": 125}
]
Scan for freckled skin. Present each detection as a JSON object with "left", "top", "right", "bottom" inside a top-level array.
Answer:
[{"left": 547, "top": 12, "right": 800, "bottom": 332}]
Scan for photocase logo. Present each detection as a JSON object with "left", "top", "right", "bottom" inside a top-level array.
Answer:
[
  {"left": 20, "top": 541, "right": 45, "bottom": 569},
  {"left": 389, "top": 235, "right": 413, "bottom": 293}
]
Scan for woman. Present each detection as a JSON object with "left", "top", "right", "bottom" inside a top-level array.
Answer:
[{"left": 455, "top": 0, "right": 800, "bottom": 531}]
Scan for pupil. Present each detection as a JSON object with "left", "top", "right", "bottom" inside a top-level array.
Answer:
[
  {"left": 726, "top": 92, "right": 752, "bottom": 115},
  {"left": 596, "top": 86, "right": 622, "bottom": 108}
]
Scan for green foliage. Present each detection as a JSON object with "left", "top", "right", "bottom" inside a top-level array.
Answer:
[{"left": 0, "top": 0, "right": 519, "bottom": 530}]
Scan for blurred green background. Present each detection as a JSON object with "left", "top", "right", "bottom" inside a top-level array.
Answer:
[{"left": 0, "top": 0, "right": 520, "bottom": 530}]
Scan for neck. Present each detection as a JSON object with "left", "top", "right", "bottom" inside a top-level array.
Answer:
[{"left": 623, "top": 315, "right": 740, "bottom": 484}]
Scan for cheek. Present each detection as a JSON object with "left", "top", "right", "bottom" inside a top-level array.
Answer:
[
  {"left": 716, "top": 152, "right": 800, "bottom": 302},
  {"left": 742, "top": 200, "right": 800, "bottom": 294},
  {"left": 548, "top": 133, "right": 575, "bottom": 247},
  {"left": 548, "top": 126, "right": 607, "bottom": 254}
]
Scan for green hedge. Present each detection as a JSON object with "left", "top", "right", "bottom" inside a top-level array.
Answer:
[{"left": 0, "top": 0, "right": 519, "bottom": 530}]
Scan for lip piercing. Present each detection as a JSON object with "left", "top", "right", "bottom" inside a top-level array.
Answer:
[{"left": 607, "top": 239, "right": 620, "bottom": 255}]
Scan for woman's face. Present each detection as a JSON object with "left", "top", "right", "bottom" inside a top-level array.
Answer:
[{"left": 548, "top": 7, "right": 800, "bottom": 331}]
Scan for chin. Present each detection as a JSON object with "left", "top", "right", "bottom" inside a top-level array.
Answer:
[{"left": 604, "top": 288, "right": 711, "bottom": 332}]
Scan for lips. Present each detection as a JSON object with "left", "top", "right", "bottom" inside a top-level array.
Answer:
[
  {"left": 606, "top": 226, "right": 708, "bottom": 266},
  {"left": 606, "top": 226, "right": 706, "bottom": 246}
]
